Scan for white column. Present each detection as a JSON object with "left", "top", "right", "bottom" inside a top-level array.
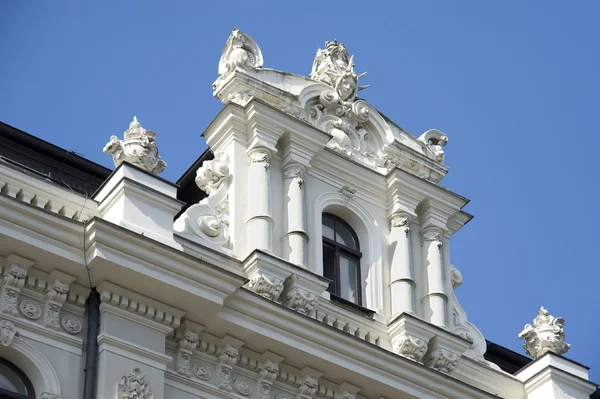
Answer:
[
  {"left": 283, "top": 165, "right": 308, "bottom": 266},
  {"left": 421, "top": 227, "right": 447, "bottom": 327},
  {"left": 389, "top": 213, "right": 415, "bottom": 318},
  {"left": 247, "top": 148, "right": 273, "bottom": 252}
]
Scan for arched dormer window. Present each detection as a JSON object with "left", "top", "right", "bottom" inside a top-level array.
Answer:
[
  {"left": 0, "top": 357, "right": 35, "bottom": 398},
  {"left": 322, "top": 213, "right": 362, "bottom": 305}
]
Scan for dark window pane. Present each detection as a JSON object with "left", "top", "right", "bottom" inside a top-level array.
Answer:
[
  {"left": 335, "top": 221, "right": 356, "bottom": 250},
  {"left": 323, "top": 245, "right": 336, "bottom": 294},
  {"left": 0, "top": 362, "right": 28, "bottom": 394}
]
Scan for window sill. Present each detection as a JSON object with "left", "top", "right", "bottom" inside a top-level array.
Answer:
[{"left": 329, "top": 294, "right": 376, "bottom": 318}]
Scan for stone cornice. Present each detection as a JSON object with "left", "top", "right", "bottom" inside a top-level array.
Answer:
[
  {"left": 98, "top": 281, "right": 184, "bottom": 333},
  {"left": 0, "top": 161, "right": 97, "bottom": 222},
  {"left": 220, "top": 289, "right": 506, "bottom": 399}
]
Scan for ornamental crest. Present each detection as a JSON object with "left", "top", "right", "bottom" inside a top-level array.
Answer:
[
  {"left": 518, "top": 306, "right": 571, "bottom": 359},
  {"left": 308, "top": 40, "right": 375, "bottom": 157},
  {"left": 118, "top": 368, "right": 154, "bottom": 399},
  {"left": 104, "top": 117, "right": 166, "bottom": 175}
]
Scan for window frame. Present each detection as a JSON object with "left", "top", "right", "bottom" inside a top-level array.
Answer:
[
  {"left": 0, "top": 357, "right": 35, "bottom": 399},
  {"left": 322, "top": 213, "right": 363, "bottom": 305}
]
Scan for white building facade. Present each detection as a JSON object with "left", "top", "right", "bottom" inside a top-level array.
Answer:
[{"left": 0, "top": 29, "right": 596, "bottom": 399}]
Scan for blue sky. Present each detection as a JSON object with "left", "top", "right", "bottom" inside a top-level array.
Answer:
[{"left": 1, "top": 1, "right": 599, "bottom": 380}]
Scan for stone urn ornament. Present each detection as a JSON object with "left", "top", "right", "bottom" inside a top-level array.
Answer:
[
  {"left": 104, "top": 116, "right": 166, "bottom": 175},
  {"left": 518, "top": 306, "right": 571, "bottom": 359}
]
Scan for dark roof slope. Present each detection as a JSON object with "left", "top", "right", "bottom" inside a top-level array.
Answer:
[
  {"left": 175, "top": 148, "right": 213, "bottom": 218},
  {"left": 484, "top": 340, "right": 531, "bottom": 374},
  {"left": 0, "top": 121, "right": 111, "bottom": 196}
]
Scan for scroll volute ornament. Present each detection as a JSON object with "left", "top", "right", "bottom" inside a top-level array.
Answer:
[
  {"left": 519, "top": 307, "right": 571, "bottom": 359},
  {"left": 103, "top": 117, "right": 166, "bottom": 175},
  {"left": 308, "top": 40, "right": 373, "bottom": 157},
  {"left": 214, "top": 28, "right": 263, "bottom": 90},
  {"left": 174, "top": 153, "right": 232, "bottom": 247}
]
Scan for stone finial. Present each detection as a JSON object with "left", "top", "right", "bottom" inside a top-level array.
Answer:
[
  {"left": 310, "top": 39, "right": 369, "bottom": 101},
  {"left": 103, "top": 116, "right": 166, "bottom": 175},
  {"left": 518, "top": 306, "right": 571, "bottom": 359},
  {"left": 214, "top": 28, "right": 263, "bottom": 90},
  {"left": 418, "top": 129, "right": 448, "bottom": 163}
]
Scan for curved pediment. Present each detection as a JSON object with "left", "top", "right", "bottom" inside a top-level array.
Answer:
[{"left": 212, "top": 29, "right": 450, "bottom": 183}]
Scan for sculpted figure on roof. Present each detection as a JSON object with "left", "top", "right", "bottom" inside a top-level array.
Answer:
[{"left": 310, "top": 40, "right": 367, "bottom": 102}]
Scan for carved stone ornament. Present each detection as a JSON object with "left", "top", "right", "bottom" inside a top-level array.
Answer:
[
  {"left": 283, "top": 166, "right": 304, "bottom": 186},
  {"left": 176, "top": 328, "right": 198, "bottom": 377},
  {"left": 174, "top": 153, "right": 232, "bottom": 247},
  {"left": 418, "top": 129, "right": 448, "bottom": 163},
  {"left": 275, "top": 395, "right": 292, "bottom": 399},
  {"left": 40, "top": 394, "right": 62, "bottom": 399},
  {"left": 518, "top": 306, "right": 571, "bottom": 359},
  {"left": 284, "top": 287, "right": 318, "bottom": 316},
  {"left": 249, "top": 274, "right": 284, "bottom": 302},
  {"left": 193, "top": 363, "right": 211, "bottom": 380},
  {"left": 19, "top": 299, "right": 41, "bottom": 319},
  {"left": 0, "top": 263, "right": 28, "bottom": 316},
  {"left": 234, "top": 378, "right": 253, "bottom": 396},
  {"left": 426, "top": 347, "right": 460, "bottom": 374},
  {"left": 44, "top": 280, "right": 69, "bottom": 331},
  {"left": 0, "top": 320, "right": 17, "bottom": 346},
  {"left": 394, "top": 333, "right": 428, "bottom": 363},
  {"left": 297, "top": 374, "right": 319, "bottom": 399},
  {"left": 308, "top": 40, "right": 376, "bottom": 158},
  {"left": 104, "top": 117, "right": 166, "bottom": 175},
  {"left": 340, "top": 186, "right": 356, "bottom": 206},
  {"left": 217, "top": 343, "right": 239, "bottom": 391},
  {"left": 248, "top": 150, "right": 270, "bottom": 169},
  {"left": 118, "top": 368, "right": 154, "bottom": 399},
  {"left": 450, "top": 266, "right": 463, "bottom": 290},
  {"left": 214, "top": 28, "right": 263, "bottom": 90},
  {"left": 60, "top": 315, "right": 82, "bottom": 334}
]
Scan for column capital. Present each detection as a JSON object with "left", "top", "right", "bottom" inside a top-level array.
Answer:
[
  {"left": 282, "top": 164, "right": 306, "bottom": 180},
  {"left": 390, "top": 212, "right": 411, "bottom": 228},
  {"left": 247, "top": 147, "right": 272, "bottom": 162}
]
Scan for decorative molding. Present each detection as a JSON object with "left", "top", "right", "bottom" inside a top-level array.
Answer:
[
  {"left": 0, "top": 319, "right": 18, "bottom": 346},
  {"left": 175, "top": 322, "right": 202, "bottom": 377},
  {"left": 393, "top": 332, "right": 428, "bottom": 363},
  {"left": 296, "top": 368, "right": 321, "bottom": 399},
  {"left": 255, "top": 353, "right": 283, "bottom": 399},
  {"left": 60, "top": 315, "right": 81, "bottom": 334},
  {"left": 234, "top": 378, "right": 253, "bottom": 396},
  {"left": 450, "top": 266, "right": 463, "bottom": 290},
  {"left": 249, "top": 274, "right": 284, "bottom": 302},
  {"left": 418, "top": 129, "right": 448, "bottom": 163},
  {"left": 421, "top": 228, "right": 442, "bottom": 246},
  {"left": 0, "top": 255, "right": 33, "bottom": 316},
  {"left": 192, "top": 363, "right": 211, "bottom": 380},
  {"left": 283, "top": 286, "right": 318, "bottom": 316},
  {"left": 98, "top": 282, "right": 183, "bottom": 333},
  {"left": 19, "top": 299, "right": 42, "bottom": 320},
  {"left": 248, "top": 149, "right": 271, "bottom": 169},
  {"left": 174, "top": 152, "right": 232, "bottom": 248},
  {"left": 339, "top": 186, "right": 356, "bottom": 206},
  {"left": 390, "top": 213, "right": 410, "bottom": 234},
  {"left": 518, "top": 306, "right": 571, "bottom": 359},
  {"left": 308, "top": 40, "right": 372, "bottom": 158},
  {"left": 43, "top": 276, "right": 73, "bottom": 331},
  {"left": 426, "top": 347, "right": 460, "bottom": 374},
  {"left": 216, "top": 337, "right": 242, "bottom": 391},
  {"left": 104, "top": 116, "right": 166, "bottom": 175},
  {"left": 214, "top": 28, "right": 263, "bottom": 91},
  {"left": 283, "top": 166, "right": 305, "bottom": 186},
  {"left": 118, "top": 368, "right": 154, "bottom": 399}
]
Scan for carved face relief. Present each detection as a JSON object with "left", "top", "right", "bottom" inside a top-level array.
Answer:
[{"left": 337, "top": 75, "right": 357, "bottom": 101}]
